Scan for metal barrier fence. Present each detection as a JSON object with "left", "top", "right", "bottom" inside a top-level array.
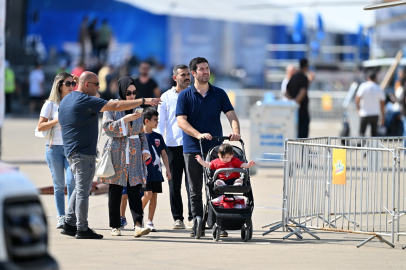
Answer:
[
  {"left": 263, "top": 136, "right": 406, "bottom": 248},
  {"left": 226, "top": 90, "right": 347, "bottom": 120}
]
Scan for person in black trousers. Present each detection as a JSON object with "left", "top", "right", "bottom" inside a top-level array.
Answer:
[
  {"left": 176, "top": 57, "right": 241, "bottom": 238},
  {"left": 285, "top": 58, "right": 315, "bottom": 138},
  {"left": 156, "top": 64, "right": 193, "bottom": 229}
]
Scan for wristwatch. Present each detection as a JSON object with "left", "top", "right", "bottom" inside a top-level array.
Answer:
[{"left": 142, "top": 97, "right": 145, "bottom": 105}]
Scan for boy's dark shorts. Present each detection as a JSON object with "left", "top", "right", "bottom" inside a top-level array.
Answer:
[{"left": 144, "top": 181, "right": 162, "bottom": 193}]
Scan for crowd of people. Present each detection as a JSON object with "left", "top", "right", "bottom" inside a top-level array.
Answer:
[
  {"left": 33, "top": 54, "right": 406, "bottom": 240},
  {"left": 78, "top": 16, "right": 113, "bottom": 63},
  {"left": 280, "top": 57, "right": 406, "bottom": 139},
  {"left": 36, "top": 57, "right": 243, "bottom": 239}
]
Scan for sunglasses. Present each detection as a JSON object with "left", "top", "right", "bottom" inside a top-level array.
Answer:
[
  {"left": 63, "top": 81, "right": 76, "bottom": 87},
  {"left": 125, "top": 90, "right": 139, "bottom": 96},
  {"left": 87, "top": 82, "right": 100, "bottom": 86}
]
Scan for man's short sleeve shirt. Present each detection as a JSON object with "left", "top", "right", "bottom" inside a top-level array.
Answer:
[
  {"left": 176, "top": 84, "right": 234, "bottom": 153},
  {"left": 59, "top": 91, "right": 108, "bottom": 157},
  {"left": 287, "top": 72, "right": 309, "bottom": 116}
]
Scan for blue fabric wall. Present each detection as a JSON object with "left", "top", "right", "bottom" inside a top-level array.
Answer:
[{"left": 26, "top": 0, "right": 167, "bottom": 64}]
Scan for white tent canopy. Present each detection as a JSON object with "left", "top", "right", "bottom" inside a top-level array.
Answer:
[{"left": 115, "top": 0, "right": 376, "bottom": 33}]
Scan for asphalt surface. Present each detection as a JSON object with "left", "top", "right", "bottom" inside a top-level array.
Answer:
[{"left": 2, "top": 117, "right": 406, "bottom": 269}]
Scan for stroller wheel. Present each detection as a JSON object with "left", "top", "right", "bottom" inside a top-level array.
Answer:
[
  {"left": 241, "top": 225, "right": 249, "bottom": 242},
  {"left": 212, "top": 225, "right": 220, "bottom": 242},
  {"left": 202, "top": 204, "right": 208, "bottom": 226},
  {"left": 195, "top": 216, "right": 202, "bottom": 239},
  {"left": 247, "top": 220, "right": 253, "bottom": 240}
]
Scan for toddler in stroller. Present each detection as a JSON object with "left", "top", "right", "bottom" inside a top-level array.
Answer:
[
  {"left": 195, "top": 137, "right": 255, "bottom": 242},
  {"left": 196, "top": 143, "right": 255, "bottom": 187}
]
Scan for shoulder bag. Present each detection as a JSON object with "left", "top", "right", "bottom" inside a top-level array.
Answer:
[
  {"left": 95, "top": 119, "right": 115, "bottom": 177},
  {"left": 35, "top": 102, "right": 54, "bottom": 141}
]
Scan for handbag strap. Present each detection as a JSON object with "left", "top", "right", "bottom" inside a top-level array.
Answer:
[
  {"left": 47, "top": 102, "right": 55, "bottom": 150},
  {"left": 98, "top": 115, "right": 103, "bottom": 144},
  {"left": 97, "top": 114, "right": 112, "bottom": 151}
]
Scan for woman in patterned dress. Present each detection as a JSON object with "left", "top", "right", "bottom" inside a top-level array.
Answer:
[{"left": 98, "top": 76, "right": 151, "bottom": 237}]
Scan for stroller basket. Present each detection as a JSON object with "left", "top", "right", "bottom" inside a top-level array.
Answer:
[{"left": 207, "top": 203, "right": 252, "bottom": 231}]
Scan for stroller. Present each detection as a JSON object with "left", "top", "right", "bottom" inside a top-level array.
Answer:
[{"left": 194, "top": 136, "right": 254, "bottom": 242}]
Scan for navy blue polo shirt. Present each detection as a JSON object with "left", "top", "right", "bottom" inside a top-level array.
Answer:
[
  {"left": 176, "top": 83, "right": 234, "bottom": 153},
  {"left": 59, "top": 91, "right": 108, "bottom": 157}
]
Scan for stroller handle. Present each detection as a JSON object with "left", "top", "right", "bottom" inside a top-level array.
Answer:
[
  {"left": 198, "top": 136, "right": 246, "bottom": 159},
  {"left": 200, "top": 136, "right": 244, "bottom": 144}
]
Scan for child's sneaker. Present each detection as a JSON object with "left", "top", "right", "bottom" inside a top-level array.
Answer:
[
  {"left": 146, "top": 221, "right": 157, "bottom": 232},
  {"left": 111, "top": 228, "right": 121, "bottom": 236},
  {"left": 233, "top": 179, "right": 243, "bottom": 186},
  {"left": 120, "top": 216, "right": 127, "bottom": 229},
  {"left": 215, "top": 180, "right": 226, "bottom": 186}
]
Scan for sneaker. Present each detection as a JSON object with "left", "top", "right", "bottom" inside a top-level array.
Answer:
[
  {"left": 187, "top": 220, "right": 193, "bottom": 230},
  {"left": 173, "top": 220, "right": 186, "bottom": 230},
  {"left": 233, "top": 179, "right": 243, "bottom": 186},
  {"left": 75, "top": 228, "right": 103, "bottom": 239},
  {"left": 120, "top": 216, "right": 127, "bottom": 229},
  {"left": 215, "top": 180, "right": 226, "bottom": 186},
  {"left": 60, "top": 222, "right": 76, "bottom": 237},
  {"left": 190, "top": 230, "right": 205, "bottom": 237},
  {"left": 56, "top": 215, "right": 65, "bottom": 229},
  {"left": 134, "top": 226, "right": 151, "bottom": 237},
  {"left": 220, "top": 230, "right": 228, "bottom": 237},
  {"left": 111, "top": 228, "right": 121, "bottom": 236},
  {"left": 146, "top": 221, "right": 157, "bottom": 232}
]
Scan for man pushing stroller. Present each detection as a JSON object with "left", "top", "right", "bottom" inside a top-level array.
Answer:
[{"left": 176, "top": 57, "right": 241, "bottom": 238}]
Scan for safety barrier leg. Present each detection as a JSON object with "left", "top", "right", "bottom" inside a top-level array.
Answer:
[
  {"left": 357, "top": 234, "right": 395, "bottom": 248},
  {"left": 283, "top": 220, "right": 320, "bottom": 240}
]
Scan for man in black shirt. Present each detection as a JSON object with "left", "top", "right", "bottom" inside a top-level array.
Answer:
[
  {"left": 133, "top": 62, "right": 161, "bottom": 100},
  {"left": 286, "top": 58, "right": 314, "bottom": 138}
]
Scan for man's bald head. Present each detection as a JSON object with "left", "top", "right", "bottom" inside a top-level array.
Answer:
[
  {"left": 79, "top": 71, "right": 97, "bottom": 85},
  {"left": 78, "top": 71, "right": 99, "bottom": 96},
  {"left": 286, "top": 65, "right": 297, "bottom": 80}
]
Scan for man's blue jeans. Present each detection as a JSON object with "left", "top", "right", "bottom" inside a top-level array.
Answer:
[
  {"left": 66, "top": 152, "right": 96, "bottom": 231},
  {"left": 45, "top": 145, "right": 75, "bottom": 217}
]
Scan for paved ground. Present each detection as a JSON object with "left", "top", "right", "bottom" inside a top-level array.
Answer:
[{"left": 2, "top": 118, "right": 406, "bottom": 269}]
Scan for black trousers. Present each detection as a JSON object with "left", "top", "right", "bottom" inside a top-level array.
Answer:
[
  {"left": 184, "top": 152, "right": 207, "bottom": 219},
  {"left": 108, "top": 182, "right": 143, "bottom": 228},
  {"left": 298, "top": 114, "right": 310, "bottom": 138},
  {"left": 5, "top": 93, "right": 12, "bottom": 113},
  {"left": 360, "top": 115, "right": 379, "bottom": 137},
  {"left": 167, "top": 146, "right": 192, "bottom": 222}
]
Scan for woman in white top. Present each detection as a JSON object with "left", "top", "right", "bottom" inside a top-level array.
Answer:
[{"left": 36, "top": 72, "right": 77, "bottom": 229}]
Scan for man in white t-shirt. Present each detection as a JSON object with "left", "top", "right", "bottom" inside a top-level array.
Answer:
[
  {"left": 355, "top": 72, "right": 386, "bottom": 137},
  {"left": 29, "top": 63, "right": 45, "bottom": 114},
  {"left": 281, "top": 65, "right": 297, "bottom": 101},
  {"left": 155, "top": 64, "right": 192, "bottom": 230}
]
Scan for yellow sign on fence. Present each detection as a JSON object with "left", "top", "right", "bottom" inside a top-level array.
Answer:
[{"left": 332, "top": 149, "right": 346, "bottom": 185}]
